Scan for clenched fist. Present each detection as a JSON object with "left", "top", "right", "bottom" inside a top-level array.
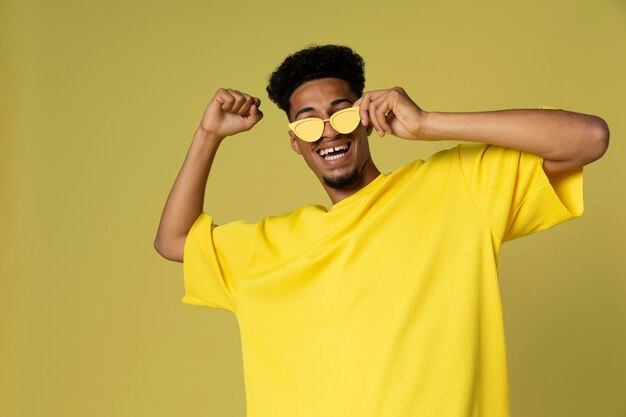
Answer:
[{"left": 199, "top": 88, "right": 263, "bottom": 139}]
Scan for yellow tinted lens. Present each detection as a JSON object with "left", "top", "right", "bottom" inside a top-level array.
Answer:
[
  {"left": 330, "top": 107, "right": 361, "bottom": 134},
  {"left": 294, "top": 119, "right": 323, "bottom": 142}
]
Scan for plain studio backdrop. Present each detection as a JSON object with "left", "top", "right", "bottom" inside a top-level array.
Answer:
[{"left": 1, "top": 0, "right": 625, "bottom": 416}]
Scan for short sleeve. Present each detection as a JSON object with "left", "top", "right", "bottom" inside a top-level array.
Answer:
[
  {"left": 182, "top": 212, "right": 257, "bottom": 313},
  {"left": 458, "top": 144, "right": 584, "bottom": 243}
]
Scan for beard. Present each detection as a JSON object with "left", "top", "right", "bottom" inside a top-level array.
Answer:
[{"left": 322, "top": 168, "right": 361, "bottom": 190}]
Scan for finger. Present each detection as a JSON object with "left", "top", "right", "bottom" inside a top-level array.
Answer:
[
  {"left": 367, "top": 93, "right": 388, "bottom": 137},
  {"left": 227, "top": 89, "right": 248, "bottom": 114},
  {"left": 358, "top": 90, "right": 389, "bottom": 128},
  {"left": 216, "top": 89, "right": 237, "bottom": 112},
  {"left": 360, "top": 89, "right": 389, "bottom": 100},
  {"left": 358, "top": 94, "right": 372, "bottom": 127},
  {"left": 385, "top": 110, "right": 396, "bottom": 128},
  {"left": 250, "top": 104, "right": 264, "bottom": 121},
  {"left": 237, "top": 95, "right": 255, "bottom": 116},
  {"left": 372, "top": 95, "right": 392, "bottom": 134},
  {"left": 241, "top": 104, "right": 263, "bottom": 131}
]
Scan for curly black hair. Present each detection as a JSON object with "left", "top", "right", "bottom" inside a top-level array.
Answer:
[{"left": 266, "top": 44, "right": 365, "bottom": 118}]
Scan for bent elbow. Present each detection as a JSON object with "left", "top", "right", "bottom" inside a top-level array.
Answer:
[
  {"left": 154, "top": 237, "right": 185, "bottom": 263},
  {"left": 586, "top": 116, "right": 610, "bottom": 163}
]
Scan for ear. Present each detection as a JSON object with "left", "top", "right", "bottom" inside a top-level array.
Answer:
[{"left": 289, "top": 131, "right": 302, "bottom": 155}]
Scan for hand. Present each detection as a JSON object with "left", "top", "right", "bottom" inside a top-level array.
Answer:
[
  {"left": 354, "top": 87, "right": 425, "bottom": 140},
  {"left": 199, "top": 88, "right": 263, "bottom": 139}
]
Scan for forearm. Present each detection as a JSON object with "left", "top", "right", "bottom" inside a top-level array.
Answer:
[
  {"left": 154, "top": 128, "right": 223, "bottom": 261},
  {"left": 418, "top": 109, "right": 609, "bottom": 174}
]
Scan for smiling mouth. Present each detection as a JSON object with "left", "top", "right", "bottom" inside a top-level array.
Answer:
[{"left": 317, "top": 142, "right": 352, "bottom": 161}]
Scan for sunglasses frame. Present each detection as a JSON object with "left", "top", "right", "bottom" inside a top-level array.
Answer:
[{"left": 288, "top": 106, "right": 361, "bottom": 142}]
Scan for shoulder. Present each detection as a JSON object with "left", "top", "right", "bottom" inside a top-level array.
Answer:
[
  {"left": 427, "top": 143, "right": 515, "bottom": 165},
  {"left": 390, "top": 144, "right": 466, "bottom": 177},
  {"left": 454, "top": 143, "right": 540, "bottom": 163},
  {"left": 384, "top": 144, "right": 533, "bottom": 188},
  {"left": 453, "top": 144, "right": 544, "bottom": 177},
  {"left": 259, "top": 204, "right": 327, "bottom": 232},
  {"left": 395, "top": 144, "right": 469, "bottom": 170}
]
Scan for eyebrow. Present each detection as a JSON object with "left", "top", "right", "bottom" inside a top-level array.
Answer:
[{"left": 294, "top": 98, "right": 353, "bottom": 119}]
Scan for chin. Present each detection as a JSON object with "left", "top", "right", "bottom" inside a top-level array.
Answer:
[{"left": 322, "top": 168, "right": 361, "bottom": 190}]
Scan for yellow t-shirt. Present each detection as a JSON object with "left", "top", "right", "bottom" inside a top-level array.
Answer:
[{"left": 182, "top": 144, "right": 583, "bottom": 417}]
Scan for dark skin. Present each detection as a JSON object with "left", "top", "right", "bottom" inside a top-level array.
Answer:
[
  {"left": 288, "top": 78, "right": 380, "bottom": 205},
  {"left": 154, "top": 78, "right": 609, "bottom": 262}
]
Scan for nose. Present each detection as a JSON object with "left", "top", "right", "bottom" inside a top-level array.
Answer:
[{"left": 321, "top": 118, "right": 338, "bottom": 139}]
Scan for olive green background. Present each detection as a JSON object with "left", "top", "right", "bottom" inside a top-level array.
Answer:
[{"left": 1, "top": 0, "right": 625, "bottom": 416}]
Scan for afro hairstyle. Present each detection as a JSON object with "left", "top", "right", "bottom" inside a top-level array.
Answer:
[{"left": 266, "top": 44, "right": 365, "bottom": 118}]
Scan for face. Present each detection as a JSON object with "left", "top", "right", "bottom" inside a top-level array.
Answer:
[{"left": 288, "top": 78, "right": 378, "bottom": 194}]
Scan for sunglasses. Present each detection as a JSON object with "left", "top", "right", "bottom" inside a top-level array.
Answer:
[{"left": 288, "top": 106, "right": 361, "bottom": 142}]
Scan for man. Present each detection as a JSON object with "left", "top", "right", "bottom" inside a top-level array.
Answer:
[{"left": 154, "top": 45, "right": 608, "bottom": 417}]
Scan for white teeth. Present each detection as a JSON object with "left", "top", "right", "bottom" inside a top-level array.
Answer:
[{"left": 318, "top": 144, "right": 349, "bottom": 157}]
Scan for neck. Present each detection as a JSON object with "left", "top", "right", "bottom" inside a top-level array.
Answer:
[{"left": 325, "top": 159, "right": 381, "bottom": 205}]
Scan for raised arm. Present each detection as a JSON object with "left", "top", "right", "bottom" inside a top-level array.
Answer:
[
  {"left": 355, "top": 87, "right": 609, "bottom": 178},
  {"left": 154, "top": 89, "right": 263, "bottom": 262}
]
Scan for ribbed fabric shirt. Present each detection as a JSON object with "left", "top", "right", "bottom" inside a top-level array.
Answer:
[{"left": 182, "top": 143, "right": 584, "bottom": 417}]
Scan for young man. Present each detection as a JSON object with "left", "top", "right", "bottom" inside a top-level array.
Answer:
[{"left": 154, "top": 45, "right": 608, "bottom": 417}]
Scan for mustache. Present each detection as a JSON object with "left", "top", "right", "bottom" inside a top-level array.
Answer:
[{"left": 313, "top": 133, "right": 354, "bottom": 148}]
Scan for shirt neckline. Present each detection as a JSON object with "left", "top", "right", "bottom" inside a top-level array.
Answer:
[{"left": 329, "top": 172, "right": 387, "bottom": 211}]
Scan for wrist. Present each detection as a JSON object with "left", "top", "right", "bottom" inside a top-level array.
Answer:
[
  {"left": 194, "top": 126, "right": 225, "bottom": 144},
  {"left": 415, "top": 110, "right": 435, "bottom": 141},
  {"left": 416, "top": 111, "right": 447, "bottom": 141}
]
